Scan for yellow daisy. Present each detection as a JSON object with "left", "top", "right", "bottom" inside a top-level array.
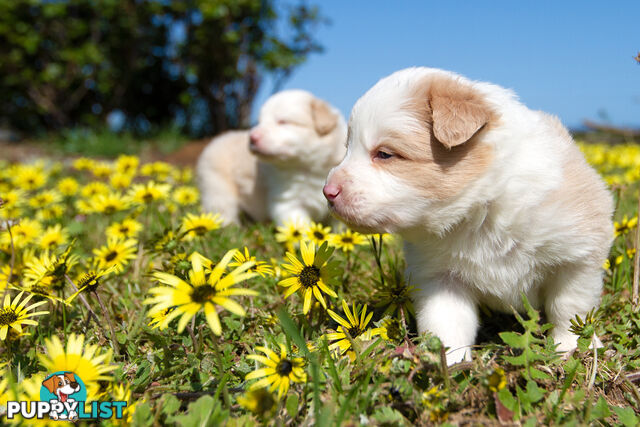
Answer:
[
  {"left": 81, "top": 181, "right": 110, "bottom": 198},
  {"left": 73, "top": 157, "right": 96, "bottom": 171},
  {"left": 144, "top": 250, "right": 258, "bottom": 335},
  {"left": 305, "top": 221, "right": 332, "bottom": 245},
  {"left": 246, "top": 344, "right": 307, "bottom": 400},
  {"left": 275, "top": 220, "right": 306, "bottom": 251},
  {"left": 325, "top": 301, "right": 386, "bottom": 360},
  {"left": 278, "top": 241, "right": 339, "bottom": 314},
  {"left": 181, "top": 212, "right": 223, "bottom": 240},
  {"left": 0, "top": 291, "right": 49, "bottom": 340},
  {"left": 38, "top": 224, "right": 69, "bottom": 250},
  {"left": 147, "top": 306, "right": 176, "bottom": 331},
  {"left": 329, "top": 229, "right": 368, "bottom": 252},
  {"left": 614, "top": 215, "right": 638, "bottom": 237},
  {"left": 173, "top": 186, "right": 199, "bottom": 206},
  {"left": 93, "top": 237, "right": 138, "bottom": 273},
  {"left": 106, "top": 218, "right": 143, "bottom": 240},
  {"left": 229, "top": 247, "right": 274, "bottom": 278},
  {"left": 128, "top": 181, "right": 171, "bottom": 205},
  {"left": 38, "top": 333, "right": 116, "bottom": 399},
  {"left": 65, "top": 267, "right": 115, "bottom": 303},
  {"left": 4, "top": 218, "right": 42, "bottom": 248},
  {"left": 237, "top": 388, "right": 277, "bottom": 418},
  {"left": 115, "top": 154, "right": 140, "bottom": 175},
  {"left": 12, "top": 165, "right": 47, "bottom": 190},
  {"left": 109, "top": 173, "right": 133, "bottom": 190},
  {"left": 56, "top": 177, "right": 79, "bottom": 196},
  {"left": 92, "top": 161, "right": 113, "bottom": 179},
  {"left": 28, "top": 189, "right": 61, "bottom": 209},
  {"left": 89, "top": 192, "right": 130, "bottom": 215}
]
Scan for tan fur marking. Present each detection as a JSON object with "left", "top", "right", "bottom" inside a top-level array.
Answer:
[
  {"left": 42, "top": 375, "right": 58, "bottom": 394},
  {"left": 540, "top": 114, "right": 613, "bottom": 264},
  {"left": 374, "top": 75, "right": 495, "bottom": 200},
  {"left": 64, "top": 372, "right": 77, "bottom": 383},
  {"left": 311, "top": 99, "right": 338, "bottom": 136},
  {"left": 428, "top": 76, "right": 492, "bottom": 148}
]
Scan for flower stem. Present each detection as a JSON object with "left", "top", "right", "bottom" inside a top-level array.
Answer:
[
  {"left": 185, "top": 324, "right": 199, "bottom": 355},
  {"left": 94, "top": 290, "right": 121, "bottom": 356}
]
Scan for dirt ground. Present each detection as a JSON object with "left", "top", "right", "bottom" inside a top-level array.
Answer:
[{"left": 0, "top": 138, "right": 211, "bottom": 168}]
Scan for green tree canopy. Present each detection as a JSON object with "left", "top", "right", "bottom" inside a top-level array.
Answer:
[{"left": 0, "top": 0, "right": 324, "bottom": 136}]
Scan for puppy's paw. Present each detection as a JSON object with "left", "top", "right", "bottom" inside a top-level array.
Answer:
[{"left": 445, "top": 347, "right": 472, "bottom": 366}]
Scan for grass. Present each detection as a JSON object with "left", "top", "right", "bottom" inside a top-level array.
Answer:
[{"left": 0, "top": 144, "right": 639, "bottom": 426}]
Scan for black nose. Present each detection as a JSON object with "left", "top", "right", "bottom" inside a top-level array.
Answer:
[{"left": 70, "top": 381, "right": 79, "bottom": 389}]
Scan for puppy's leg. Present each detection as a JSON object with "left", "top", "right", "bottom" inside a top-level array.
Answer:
[
  {"left": 544, "top": 264, "right": 603, "bottom": 352},
  {"left": 269, "top": 202, "right": 311, "bottom": 227},
  {"left": 198, "top": 169, "right": 240, "bottom": 225},
  {"left": 414, "top": 277, "right": 479, "bottom": 365}
]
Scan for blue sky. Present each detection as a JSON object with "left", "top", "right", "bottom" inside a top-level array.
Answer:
[{"left": 253, "top": 1, "right": 639, "bottom": 129}]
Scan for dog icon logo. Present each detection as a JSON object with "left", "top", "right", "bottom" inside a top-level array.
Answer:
[{"left": 40, "top": 371, "right": 86, "bottom": 421}]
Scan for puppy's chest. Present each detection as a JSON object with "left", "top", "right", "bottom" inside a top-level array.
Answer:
[{"left": 405, "top": 228, "right": 550, "bottom": 307}]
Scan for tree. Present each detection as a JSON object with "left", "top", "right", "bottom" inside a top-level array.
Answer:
[{"left": 0, "top": 0, "right": 324, "bottom": 136}]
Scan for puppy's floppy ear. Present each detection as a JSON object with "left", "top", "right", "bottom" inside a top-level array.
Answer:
[
  {"left": 42, "top": 375, "right": 58, "bottom": 393},
  {"left": 428, "top": 77, "right": 491, "bottom": 149},
  {"left": 64, "top": 372, "right": 77, "bottom": 383},
  {"left": 311, "top": 98, "right": 338, "bottom": 136}
]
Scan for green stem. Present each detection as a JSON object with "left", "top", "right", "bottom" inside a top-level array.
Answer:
[{"left": 94, "top": 290, "right": 121, "bottom": 356}]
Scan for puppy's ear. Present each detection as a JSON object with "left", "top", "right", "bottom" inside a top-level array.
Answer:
[
  {"left": 42, "top": 376, "right": 58, "bottom": 393},
  {"left": 311, "top": 98, "right": 338, "bottom": 136},
  {"left": 64, "top": 372, "right": 77, "bottom": 383},
  {"left": 429, "top": 78, "right": 491, "bottom": 149}
]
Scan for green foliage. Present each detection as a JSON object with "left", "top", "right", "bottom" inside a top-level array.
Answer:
[
  {"left": 0, "top": 0, "right": 324, "bottom": 136},
  {"left": 499, "top": 294, "right": 558, "bottom": 381}
]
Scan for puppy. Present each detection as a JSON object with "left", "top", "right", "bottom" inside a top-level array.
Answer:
[
  {"left": 42, "top": 372, "right": 80, "bottom": 420},
  {"left": 197, "top": 90, "right": 347, "bottom": 225},
  {"left": 324, "top": 67, "right": 613, "bottom": 364}
]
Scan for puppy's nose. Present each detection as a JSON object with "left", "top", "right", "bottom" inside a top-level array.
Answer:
[
  {"left": 249, "top": 129, "right": 262, "bottom": 146},
  {"left": 323, "top": 183, "right": 341, "bottom": 202}
]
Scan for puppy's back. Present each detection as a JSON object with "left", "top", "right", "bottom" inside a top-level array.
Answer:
[{"left": 197, "top": 131, "right": 267, "bottom": 224}]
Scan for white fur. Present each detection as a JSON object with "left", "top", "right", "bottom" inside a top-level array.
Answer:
[
  {"left": 326, "top": 67, "right": 613, "bottom": 364},
  {"left": 197, "top": 90, "right": 347, "bottom": 225}
]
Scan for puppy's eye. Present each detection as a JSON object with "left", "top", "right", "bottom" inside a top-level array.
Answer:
[{"left": 374, "top": 150, "right": 393, "bottom": 160}]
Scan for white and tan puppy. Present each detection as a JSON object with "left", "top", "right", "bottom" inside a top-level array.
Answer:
[
  {"left": 324, "top": 67, "right": 613, "bottom": 364},
  {"left": 197, "top": 90, "right": 346, "bottom": 225}
]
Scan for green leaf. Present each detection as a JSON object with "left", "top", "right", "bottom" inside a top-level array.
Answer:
[
  {"left": 590, "top": 396, "right": 611, "bottom": 420},
  {"left": 525, "top": 380, "right": 545, "bottom": 403},
  {"left": 613, "top": 406, "right": 639, "bottom": 427},
  {"left": 500, "top": 331, "right": 527, "bottom": 348},
  {"left": 497, "top": 387, "right": 518, "bottom": 412},
  {"left": 131, "top": 401, "right": 153, "bottom": 426},
  {"left": 285, "top": 393, "right": 299, "bottom": 418}
]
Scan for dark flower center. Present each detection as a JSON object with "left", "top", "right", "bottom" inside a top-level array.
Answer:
[
  {"left": 191, "top": 284, "right": 216, "bottom": 303},
  {"left": 276, "top": 359, "right": 293, "bottom": 376},
  {"left": 193, "top": 226, "right": 208, "bottom": 235},
  {"left": 313, "top": 231, "right": 324, "bottom": 240},
  {"left": 347, "top": 326, "right": 363, "bottom": 338},
  {"left": 0, "top": 308, "right": 18, "bottom": 326},
  {"left": 341, "top": 237, "right": 353, "bottom": 244},
  {"left": 142, "top": 192, "right": 154, "bottom": 203},
  {"left": 292, "top": 230, "right": 301, "bottom": 238},
  {"left": 104, "top": 251, "right": 119, "bottom": 262},
  {"left": 119, "top": 226, "right": 129, "bottom": 233},
  {"left": 299, "top": 266, "right": 320, "bottom": 288}
]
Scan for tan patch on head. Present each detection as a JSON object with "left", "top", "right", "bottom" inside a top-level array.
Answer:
[
  {"left": 63, "top": 372, "right": 77, "bottom": 384},
  {"left": 428, "top": 76, "right": 492, "bottom": 148},
  {"left": 311, "top": 98, "right": 338, "bottom": 136},
  {"left": 374, "top": 75, "right": 495, "bottom": 200},
  {"left": 42, "top": 375, "right": 59, "bottom": 393}
]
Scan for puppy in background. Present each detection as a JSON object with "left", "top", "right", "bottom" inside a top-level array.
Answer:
[
  {"left": 197, "top": 90, "right": 346, "bottom": 225},
  {"left": 324, "top": 67, "right": 613, "bottom": 364}
]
